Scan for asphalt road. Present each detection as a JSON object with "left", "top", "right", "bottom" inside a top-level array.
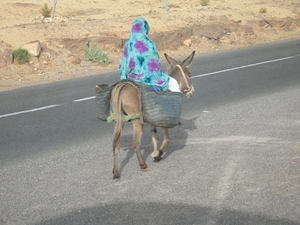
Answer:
[{"left": 0, "top": 39, "right": 300, "bottom": 225}]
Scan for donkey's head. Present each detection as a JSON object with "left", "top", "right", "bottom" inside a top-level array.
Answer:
[{"left": 165, "top": 51, "right": 195, "bottom": 98}]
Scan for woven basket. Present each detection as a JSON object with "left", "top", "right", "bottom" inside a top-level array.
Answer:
[
  {"left": 95, "top": 84, "right": 111, "bottom": 121},
  {"left": 136, "top": 83, "right": 183, "bottom": 128}
]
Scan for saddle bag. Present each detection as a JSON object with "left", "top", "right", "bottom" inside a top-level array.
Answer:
[
  {"left": 135, "top": 82, "right": 183, "bottom": 128},
  {"left": 95, "top": 80, "right": 183, "bottom": 128},
  {"left": 95, "top": 84, "right": 111, "bottom": 121}
]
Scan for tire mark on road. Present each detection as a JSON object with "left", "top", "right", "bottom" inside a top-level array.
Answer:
[{"left": 207, "top": 158, "right": 237, "bottom": 225}]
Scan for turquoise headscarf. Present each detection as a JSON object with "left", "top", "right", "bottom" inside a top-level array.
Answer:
[{"left": 119, "top": 18, "right": 170, "bottom": 91}]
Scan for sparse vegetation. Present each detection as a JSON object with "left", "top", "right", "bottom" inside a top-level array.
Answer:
[
  {"left": 12, "top": 48, "right": 31, "bottom": 64},
  {"left": 200, "top": 0, "right": 210, "bottom": 6},
  {"left": 83, "top": 43, "right": 111, "bottom": 64},
  {"left": 40, "top": 3, "right": 52, "bottom": 17},
  {"left": 259, "top": 8, "right": 267, "bottom": 14}
]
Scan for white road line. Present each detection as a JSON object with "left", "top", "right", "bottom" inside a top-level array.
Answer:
[
  {"left": 1, "top": 54, "right": 299, "bottom": 119},
  {"left": 73, "top": 96, "right": 96, "bottom": 102},
  {"left": 0, "top": 104, "right": 61, "bottom": 118},
  {"left": 192, "top": 54, "right": 300, "bottom": 78}
]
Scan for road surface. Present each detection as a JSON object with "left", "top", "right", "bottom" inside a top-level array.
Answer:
[{"left": 0, "top": 39, "right": 300, "bottom": 225}]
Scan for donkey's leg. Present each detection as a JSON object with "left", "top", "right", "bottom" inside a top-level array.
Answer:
[
  {"left": 150, "top": 125, "right": 160, "bottom": 159},
  {"left": 154, "top": 127, "right": 169, "bottom": 162},
  {"left": 112, "top": 122, "right": 124, "bottom": 179},
  {"left": 132, "top": 119, "right": 148, "bottom": 171}
]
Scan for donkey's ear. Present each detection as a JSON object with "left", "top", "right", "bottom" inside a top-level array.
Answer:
[
  {"left": 164, "top": 53, "right": 178, "bottom": 67},
  {"left": 181, "top": 51, "right": 195, "bottom": 67}
]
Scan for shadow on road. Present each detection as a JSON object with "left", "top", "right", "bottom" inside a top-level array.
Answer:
[
  {"left": 32, "top": 201, "right": 300, "bottom": 225},
  {"left": 117, "top": 117, "right": 198, "bottom": 175},
  {"left": 162, "top": 117, "right": 198, "bottom": 160}
]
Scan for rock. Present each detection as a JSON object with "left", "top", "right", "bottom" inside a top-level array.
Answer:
[
  {"left": 193, "top": 25, "right": 225, "bottom": 40},
  {"left": 153, "top": 31, "right": 183, "bottom": 50},
  {"left": 258, "top": 20, "right": 269, "bottom": 27},
  {"left": 67, "top": 54, "right": 81, "bottom": 65},
  {"left": 42, "top": 46, "right": 59, "bottom": 58},
  {"left": 191, "top": 36, "right": 202, "bottom": 44},
  {"left": 220, "top": 36, "right": 234, "bottom": 44},
  {"left": 150, "top": 28, "right": 192, "bottom": 50},
  {"left": 89, "top": 36, "right": 125, "bottom": 49},
  {"left": 22, "top": 41, "right": 42, "bottom": 57},
  {"left": 54, "top": 37, "right": 125, "bottom": 55},
  {"left": 57, "top": 38, "right": 86, "bottom": 54},
  {"left": 183, "top": 39, "right": 192, "bottom": 47},
  {"left": 54, "top": 31, "right": 183, "bottom": 53},
  {"left": 0, "top": 49, "right": 13, "bottom": 68},
  {"left": 223, "top": 21, "right": 240, "bottom": 33},
  {"left": 0, "top": 41, "right": 13, "bottom": 68},
  {"left": 238, "top": 26, "right": 254, "bottom": 36}
]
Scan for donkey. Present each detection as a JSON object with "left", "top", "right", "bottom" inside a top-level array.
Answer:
[{"left": 111, "top": 51, "right": 195, "bottom": 179}]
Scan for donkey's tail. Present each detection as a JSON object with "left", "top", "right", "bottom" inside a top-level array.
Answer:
[{"left": 111, "top": 83, "right": 126, "bottom": 141}]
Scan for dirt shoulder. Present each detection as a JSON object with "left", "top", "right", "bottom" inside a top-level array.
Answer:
[{"left": 0, "top": 0, "right": 299, "bottom": 91}]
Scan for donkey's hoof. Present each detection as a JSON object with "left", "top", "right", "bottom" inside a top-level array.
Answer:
[
  {"left": 113, "top": 170, "right": 120, "bottom": 179},
  {"left": 113, "top": 174, "right": 120, "bottom": 179},
  {"left": 140, "top": 164, "right": 148, "bottom": 170},
  {"left": 141, "top": 167, "right": 150, "bottom": 172},
  {"left": 154, "top": 156, "right": 162, "bottom": 162},
  {"left": 154, "top": 150, "right": 163, "bottom": 162},
  {"left": 151, "top": 150, "right": 160, "bottom": 158},
  {"left": 141, "top": 164, "right": 149, "bottom": 172}
]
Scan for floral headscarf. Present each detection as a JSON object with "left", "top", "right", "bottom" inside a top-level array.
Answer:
[{"left": 119, "top": 17, "right": 170, "bottom": 91}]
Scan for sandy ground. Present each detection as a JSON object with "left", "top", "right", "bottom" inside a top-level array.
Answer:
[{"left": 0, "top": 0, "right": 299, "bottom": 91}]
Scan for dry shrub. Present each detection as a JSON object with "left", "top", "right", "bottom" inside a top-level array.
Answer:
[{"left": 40, "top": 3, "right": 52, "bottom": 17}]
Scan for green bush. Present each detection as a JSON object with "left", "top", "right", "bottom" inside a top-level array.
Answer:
[
  {"left": 259, "top": 8, "right": 267, "bottom": 14},
  {"left": 40, "top": 3, "right": 52, "bottom": 17},
  {"left": 12, "top": 48, "right": 31, "bottom": 64},
  {"left": 83, "top": 44, "right": 111, "bottom": 64}
]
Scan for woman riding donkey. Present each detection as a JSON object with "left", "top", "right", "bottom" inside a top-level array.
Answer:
[
  {"left": 119, "top": 17, "right": 180, "bottom": 93},
  {"left": 95, "top": 18, "right": 195, "bottom": 178}
]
